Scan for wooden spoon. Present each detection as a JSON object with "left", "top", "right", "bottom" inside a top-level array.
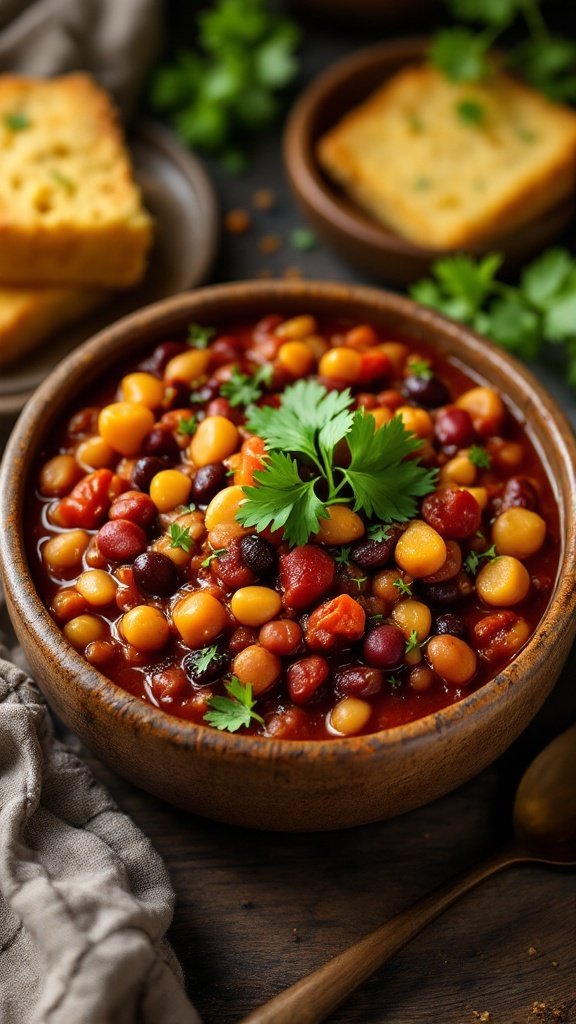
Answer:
[{"left": 241, "top": 723, "right": 576, "bottom": 1024}]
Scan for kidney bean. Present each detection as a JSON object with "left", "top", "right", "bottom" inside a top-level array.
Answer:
[
  {"left": 142, "top": 426, "right": 180, "bottom": 461},
  {"left": 213, "top": 538, "right": 256, "bottom": 590},
  {"left": 266, "top": 706, "right": 310, "bottom": 739},
  {"left": 404, "top": 375, "right": 450, "bottom": 408},
  {"left": 210, "top": 335, "right": 243, "bottom": 367},
  {"left": 287, "top": 656, "right": 329, "bottom": 705},
  {"left": 183, "top": 643, "right": 230, "bottom": 687},
  {"left": 192, "top": 462, "right": 228, "bottom": 504},
  {"left": 206, "top": 397, "right": 241, "bottom": 422},
  {"left": 334, "top": 666, "right": 383, "bottom": 698},
  {"left": 422, "top": 540, "right": 462, "bottom": 583},
  {"left": 56, "top": 469, "right": 114, "bottom": 529},
  {"left": 473, "top": 611, "right": 530, "bottom": 664},
  {"left": 190, "top": 382, "right": 221, "bottom": 405},
  {"left": 362, "top": 624, "right": 405, "bottom": 668},
  {"left": 228, "top": 627, "right": 259, "bottom": 656},
  {"left": 150, "top": 667, "right": 189, "bottom": 704},
  {"left": 139, "top": 341, "right": 187, "bottom": 376},
  {"left": 97, "top": 519, "right": 147, "bottom": 562},
  {"left": 500, "top": 476, "right": 539, "bottom": 512},
  {"left": 115, "top": 567, "right": 141, "bottom": 611},
  {"left": 133, "top": 551, "right": 178, "bottom": 596},
  {"left": 434, "top": 407, "right": 476, "bottom": 448},
  {"left": 279, "top": 545, "right": 335, "bottom": 610},
  {"left": 239, "top": 535, "right": 278, "bottom": 576},
  {"left": 422, "top": 488, "right": 482, "bottom": 539},
  {"left": 434, "top": 612, "right": 466, "bottom": 638},
  {"left": 131, "top": 456, "right": 168, "bottom": 492},
  {"left": 259, "top": 619, "right": 302, "bottom": 656},
  {"left": 109, "top": 491, "right": 157, "bottom": 529},
  {"left": 350, "top": 530, "right": 398, "bottom": 570}
]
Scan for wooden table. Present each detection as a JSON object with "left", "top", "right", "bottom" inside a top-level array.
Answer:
[{"left": 2, "top": 9, "right": 576, "bottom": 1022}]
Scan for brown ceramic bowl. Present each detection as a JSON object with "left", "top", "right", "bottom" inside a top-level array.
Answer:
[
  {"left": 284, "top": 39, "right": 575, "bottom": 285},
  {"left": 1, "top": 281, "right": 575, "bottom": 831}
]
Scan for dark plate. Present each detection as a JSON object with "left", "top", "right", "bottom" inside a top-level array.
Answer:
[{"left": 0, "top": 121, "right": 219, "bottom": 416}]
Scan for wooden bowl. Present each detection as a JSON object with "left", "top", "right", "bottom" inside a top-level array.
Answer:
[
  {"left": 284, "top": 39, "right": 576, "bottom": 285},
  {"left": 1, "top": 281, "right": 575, "bottom": 831}
]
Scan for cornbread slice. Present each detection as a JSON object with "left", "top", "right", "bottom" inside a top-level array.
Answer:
[
  {"left": 0, "top": 285, "right": 108, "bottom": 368},
  {"left": 317, "top": 65, "right": 576, "bottom": 249},
  {"left": 0, "top": 74, "right": 153, "bottom": 287}
]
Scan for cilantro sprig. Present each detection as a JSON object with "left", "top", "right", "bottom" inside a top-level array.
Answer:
[
  {"left": 405, "top": 630, "right": 421, "bottom": 655},
  {"left": 411, "top": 249, "right": 576, "bottom": 387},
  {"left": 201, "top": 548, "right": 227, "bottom": 568},
  {"left": 188, "top": 323, "right": 216, "bottom": 349},
  {"left": 178, "top": 415, "right": 198, "bottom": 436},
  {"left": 468, "top": 445, "right": 491, "bottom": 469},
  {"left": 393, "top": 578, "right": 413, "bottom": 597},
  {"left": 220, "top": 365, "right": 273, "bottom": 408},
  {"left": 464, "top": 544, "right": 498, "bottom": 575},
  {"left": 236, "top": 380, "right": 437, "bottom": 548},
  {"left": 169, "top": 523, "right": 194, "bottom": 552},
  {"left": 204, "top": 677, "right": 265, "bottom": 733}
]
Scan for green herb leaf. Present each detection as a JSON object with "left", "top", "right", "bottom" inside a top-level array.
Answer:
[
  {"left": 194, "top": 644, "right": 220, "bottom": 674},
  {"left": 450, "top": 0, "right": 523, "bottom": 26},
  {"left": 368, "top": 524, "right": 392, "bottom": 542},
  {"left": 188, "top": 322, "right": 216, "bottom": 349},
  {"left": 393, "top": 578, "right": 413, "bottom": 597},
  {"left": 456, "top": 98, "right": 485, "bottom": 125},
  {"left": 221, "top": 364, "right": 273, "bottom": 408},
  {"left": 169, "top": 524, "right": 194, "bottom": 552},
  {"left": 407, "top": 358, "right": 433, "bottom": 380},
  {"left": 201, "top": 548, "right": 227, "bottom": 567},
  {"left": 468, "top": 445, "right": 491, "bottom": 469},
  {"left": 178, "top": 415, "right": 198, "bottom": 436},
  {"left": 429, "top": 28, "right": 491, "bottom": 83},
  {"left": 333, "top": 547, "right": 352, "bottom": 566},
  {"left": 4, "top": 111, "right": 31, "bottom": 131},
  {"left": 204, "top": 676, "right": 265, "bottom": 732},
  {"left": 405, "top": 630, "right": 421, "bottom": 654},
  {"left": 464, "top": 543, "right": 498, "bottom": 575},
  {"left": 290, "top": 227, "right": 317, "bottom": 251},
  {"left": 178, "top": 502, "right": 197, "bottom": 514},
  {"left": 388, "top": 674, "right": 403, "bottom": 691},
  {"left": 237, "top": 451, "right": 327, "bottom": 548}
]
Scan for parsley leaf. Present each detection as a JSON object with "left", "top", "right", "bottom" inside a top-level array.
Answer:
[
  {"left": 368, "top": 524, "right": 392, "bottom": 542},
  {"left": 333, "top": 547, "right": 352, "bottom": 566},
  {"left": 169, "top": 524, "right": 194, "bottom": 552},
  {"left": 201, "top": 548, "right": 227, "bottom": 567},
  {"left": 221, "top": 364, "right": 273, "bottom": 407},
  {"left": 429, "top": 28, "right": 491, "bottom": 83},
  {"left": 237, "top": 451, "right": 327, "bottom": 548},
  {"left": 4, "top": 111, "right": 30, "bottom": 131},
  {"left": 456, "top": 99, "right": 485, "bottom": 125},
  {"left": 407, "top": 358, "right": 433, "bottom": 379},
  {"left": 450, "top": 0, "right": 523, "bottom": 26},
  {"left": 178, "top": 415, "right": 198, "bottom": 436},
  {"left": 464, "top": 544, "right": 498, "bottom": 575},
  {"left": 405, "top": 630, "right": 421, "bottom": 654},
  {"left": 188, "top": 322, "right": 216, "bottom": 348},
  {"left": 194, "top": 645, "right": 220, "bottom": 674},
  {"left": 204, "top": 676, "right": 265, "bottom": 732},
  {"left": 468, "top": 445, "right": 491, "bottom": 469},
  {"left": 393, "top": 578, "right": 413, "bottom": 597},
  {"left": 388, "top": 674, "right": 403, "bottom": 691}
]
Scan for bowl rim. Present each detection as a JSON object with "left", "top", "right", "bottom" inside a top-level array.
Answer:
[
  {"left": 1, "top": 278, "right": 575, "bottom": 765},
  {"left": 283, "top": 36, "right": 574, "bottom": 259}
]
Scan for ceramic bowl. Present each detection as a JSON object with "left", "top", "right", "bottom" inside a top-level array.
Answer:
[
  {"left": 284, "top": 39, "right": 575, "bottom": 285},
  {"left": 1, "top": 281, "right": 575, "bottom": 831}
]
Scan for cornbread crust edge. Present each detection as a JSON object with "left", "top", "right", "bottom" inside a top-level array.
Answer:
[
  {"left": 0, "top": 74, "right": 153, "bottom": 287},
  {"left": 0, "top": 286, "right": 108, "bottom": 368},
  {"left": 317, "top": 65, "right": 576, "bottom": 250}
]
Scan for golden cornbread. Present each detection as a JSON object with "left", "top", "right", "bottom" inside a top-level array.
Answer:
[
  {"left": 0, "top": 74, "right": 153, "bottom": 286},
  {"left": 0, "top": 285, "right": 108, "bottom": 368},
  {"left": 317, "top": 64, "right": 576, "bottom": 249}
]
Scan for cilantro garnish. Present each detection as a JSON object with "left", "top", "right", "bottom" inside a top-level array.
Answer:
[
  {"left": 187, "top": 323, "right": 216, "bottom": 349},
  {"left": 468, "top": 445, "right": 491, "bottom": 469},
  {"left": 388, "top": 674, "right": 403, "bottom": 691},
  {"left": 169, "top": 523, "right": 194, "bottom": 552},
  {"left": 194, "top": 645, "right": 220, "bottom": 674},
  {"left": 411, "top": 248, "right": 576, "bottom": 385},
  {"left": 204, "top": 676, "right": 265, "bottom": 732},
  {"left": 353, "top": 576, "right": 368, "bottom": 591},
  {"left": 5, "top": 112, "right": 30, "bottom": 131},
  {"left": 333, "top": 547, "right": 352, "bottom": 566},
  {"left": 407, "top": 358, "right": 433, "bottom": 380},
  {"left": 368, "top": 524, "right": 392, "bottom": 543},
  {"left": 178, "top": 415, "right": 198, "bottom": 436},
  {"left": 464, "top": 544, "right": 498, "bottom": 575},
  {"left": 393, "top": 578, "right": 413, "bottom": 597},
  {"left": 369, "top": 614, "right": 385, "bottom": 625},
  {"left": 220, "top": 364, "right": 273, "bottom": 408},
  {"left": 237, "top": 380, "right": 437, "bottom": 548},
  {"left": 456, "top": 99, "right": 485, "bottom": 125},
  {"left": 405, "top": 630, "right": 421, "bottom": 655},
  {"left": 201, "top": 548, "right": 227, "bottom": 567}
]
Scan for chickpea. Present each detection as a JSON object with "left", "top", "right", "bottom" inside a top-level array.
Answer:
[
  {"left": 378, "top": 342, "right": 408, "bottom": 372},
  {"left": 164, "top": 349, "right": 210, "bottom": 383},
  {"left": 319, "top": 347, "right": 362, "bottom": 383},
  {"left": 372, "top": 569, "right": 412, "bottom": 605},
  {"left": 330, "top": 697, "right": 371, "bottom": 736},
  {"left": 43, "top": 530, "right": 90, "bottom": 571},
  {"left": 392, "top": 599, "right": 432, "bottom": 642},
  {"left": 233, "top": 644, "right": 281, "bottom": 695},
  {"left": 409, "top": 665, "right": 435, "bottom": 692},
  {"left": 277, "top": 341, "right": 315, "bottom": 377},
  {"left": 52, "top": 588, "right": 88, "bottom": 623},
  {"left": 231, "top": 586, "right": 282, "bottom": 627},
  {"left": 207, "top": 522, "right": 250, "bottom": 548},
  {"left": 121, "top": 606, "right": 170, "bottom": 652},
  {"left": 153, "top": 533, "right": 191, "bottom": 569},
  {"left": 120, "top": 372, "right": 165, "bottom": 409},
  {"left": 368, "top": 407, "right": 393, "bottom": 429},
  {"left": 204, "top": 485, "right": 246, "bottom": 531},
  {"left": 492, "top": 508, "right": 546, "bottom": 559},
  {"left": 64, "top": 614, "right": 105, "bottom": 650},
  {"left": 76, "top": 436, "right": 116, "bottom": 471},
  {"left": 190, "top": 416, "right": 239, "bottom": 467},
  {"left": 395, "top": 521, "right": 446, "bottom": 578},
  {"left": 440, "top": 454, "right": 476, "bottom": 486},
  {"left": 314, "top": 506, "right": 365, "bottom": 545},
  {"left": 456, "top": 386, "right": 505, "bottom": 436},
  {"left": 98, "top": 402, "right": 155, "bottom": 456},
  {"left": 275, "top": 315, "right": 317, "bottom": 339},
  {"left": 489, "top": 440, "right": 523, "bottom": 471},
  {"left": 426, "top": 635, "right": 477, "bottom": 687},
  {"left": 85, "top": 640, "right": 116, "bottom": 666},
  {"left": 476, "top": 555, "right": 530, "bottom": 607},
  {"left": 173, "top": 591, "right": 228, "bottom": 647},
  {"left": 149, "top": 469, "right": 192, "bottom": 512},
  {"left": 303, "top": 335, "right": 329, "bottom": 360},
  {"left": 39, "top": 454, "right": 82, "bottom": 497},
  {"left": 345, "top": 324, "right": 378, "bottom": 349},
  {"left": 259, "top": 619, "right": 302, "bottom": 656},
  {"left": 76, "top": 569, "right": 118, "bottom": 606},
  {"left": 394, "top": 406, "right": 434, "bottom": 439}
]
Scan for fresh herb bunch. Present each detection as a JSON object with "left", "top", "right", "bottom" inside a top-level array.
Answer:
[
  {"left": 410, "top": 249, "right": 576, "bottom": 387},
  {"left": 236, "top": 380, "right": 437, "bottom": 548},
  {"left": 149, "top": 0, "right": 300, "bottom": 166},
  {"left": 430, "top": 0, "right": 576, "bottom": 103}
]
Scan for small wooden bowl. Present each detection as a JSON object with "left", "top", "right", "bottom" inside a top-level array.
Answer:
[
  {"left": 1, "top": 281, "right": 575, "bottom": 831},
  {"left": 284, "top": 39, "right": 575, "bottom": 285}
]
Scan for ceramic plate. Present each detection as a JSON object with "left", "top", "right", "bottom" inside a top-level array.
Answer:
[{"left": 0, "top": 121, "right": 219, "bottom": 416}]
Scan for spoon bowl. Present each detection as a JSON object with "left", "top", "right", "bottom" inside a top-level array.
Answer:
[{"left": 514, "top": 722, "right": 576, "bottom": 863}]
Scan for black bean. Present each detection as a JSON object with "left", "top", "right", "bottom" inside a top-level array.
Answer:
[
  {"left": 239, "top": 534, "right": 278, "bottom": 576},
  {"left": 138, "top": 341, "right": 187, "bottom": 376},
  {"left": 183, "top": 644, "right": 230, "bottom": 688},
  {"left": 142, "top": 426, "right": 180, "bottom": 461},
  {"left": 434, "top": 613, "right": 466, "bottom": 638},
  {"left": 192, "top": 463, "right": 228, "bottom": 505},
  {"left": 133, "top": 552, "right": 178, "bottom": 597},
  {"left": 334, "top": 666, "right": 383, "bottom": 698},
  {"left": 131, "top": 456, "right": 168, "bottom": 492},
  {"left": 404, "top": 374, "right": 450, "bottom": 408}
]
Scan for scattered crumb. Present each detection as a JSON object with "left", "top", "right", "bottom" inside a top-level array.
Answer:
[
  {"left": 252, "top": 188, "right": 276, "bottom": 210},
  {"left": 528, "top": 947, "right": 537, "bottom": 956},
  {"left": 530, "top": 1002, "right": 566, "bottom": 1022},
  {"left": 472, "top": 1012, "right": 491, "bottom": 1022},
  {"left": 283, "top": 266, "right": 303, "bottom": 279},
  {"left": 259, "top": 234, "right": 281, "bottom": 254},
  {"left": 225, "top": 208, "right": 252, "bottom": 235},
  {"left": 551, "top": 961, "right": 559, "bottom": 969}
]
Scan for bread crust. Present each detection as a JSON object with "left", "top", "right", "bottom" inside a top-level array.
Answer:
[{"left": 0, "top": 285, "right": 108, "bottom": 368}]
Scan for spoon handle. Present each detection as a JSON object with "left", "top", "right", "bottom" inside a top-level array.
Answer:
[{"left": 240, "top": 846, "right": 522, "bottom": 1024}]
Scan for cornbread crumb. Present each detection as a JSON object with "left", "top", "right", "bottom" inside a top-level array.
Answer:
[
  {"left": 225, "top": 208, "right": 252, "bottom": 234},
  {"left": 472, "top": 1012, "right": 491, "bottom": 1022},
  {"left": 0, "top": 73, "right": 152, "bottom": 287},
  {"left": 318, "top": 64, "right": 576, "bottom": 249},
  {"left": 0, "top": 285, "right": 107, "bottom": 367},
  {"left": 529, "top": 947, "right": 538, "bottom": 956}
]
